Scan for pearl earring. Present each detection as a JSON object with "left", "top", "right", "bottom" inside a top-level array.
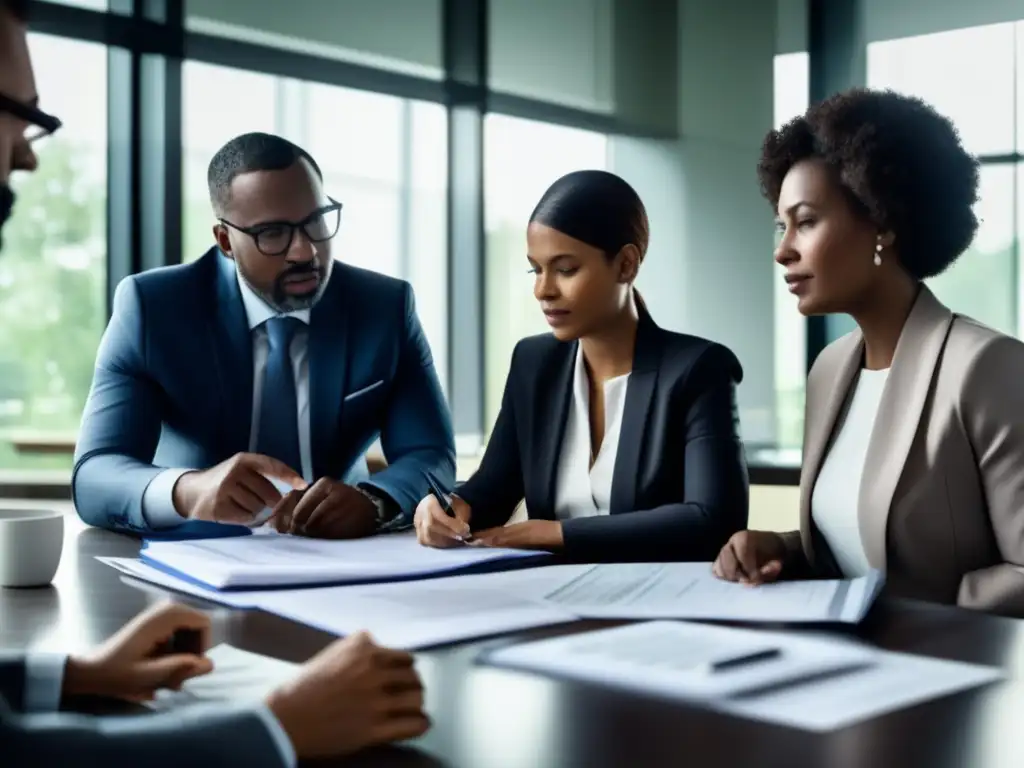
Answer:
[{"left": 873, "top": 241, "right": 883, "bottom": 267}]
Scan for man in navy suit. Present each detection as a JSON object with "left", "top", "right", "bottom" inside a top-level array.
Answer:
[{"left": 73, "top": 132, "right": 455, "bottom": 537}]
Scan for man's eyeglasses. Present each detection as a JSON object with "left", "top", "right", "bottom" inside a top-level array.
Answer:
[
  {"left": 0, "top": 93, "right": 62, "bottom": 142},
  {"left": 219, "top": 199, "right": 343, "bottom": 257}
]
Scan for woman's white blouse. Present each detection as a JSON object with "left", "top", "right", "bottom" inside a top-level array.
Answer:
[
  {"left": 811, "top": 367, "right": 889, "bottom": 577},
  {"left": 553, "top": 344, "right": 631, "bottom": 520}
]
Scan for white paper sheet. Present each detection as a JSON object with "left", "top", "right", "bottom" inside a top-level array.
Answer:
[
  {"left": 539, "top": 562, "right": 884, "bottom": 623},
  {"left": 147, "top": 644, "right": 298, "bottom": 711},
  {"left": 97, "top": 557, "right": 261, "bottom": 608},
  {"left": 486, "top": 620, "right": 878, "bottom": 701},
  {"left": 100, "top": 556, "right": 583, "bottom": 649},
  {"left": 484, "top": 621, "right": 1003, "bottom": 732},
  {"left": 252, "top": 570, "right": 580, "bottom": 649},
  {"left": 139, "top": 530, "right": 551, "bottom": 589},
  {"left": 722, "top": 642, "right": 1004, "bottom": 731}
]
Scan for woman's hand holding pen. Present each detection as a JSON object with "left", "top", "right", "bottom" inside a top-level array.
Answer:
[{"left": 414, "top": 493, "right": 472, "bottom": 548}]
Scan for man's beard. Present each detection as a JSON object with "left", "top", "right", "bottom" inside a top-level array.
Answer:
[
  {"left": 242, "top": 260, "right": 332, "bottom": 314},
  {"left": 0, "top": 184, "right": 14, "bottom": 252}
]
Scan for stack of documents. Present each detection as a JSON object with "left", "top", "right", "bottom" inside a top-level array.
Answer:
[
  {"left": 101, "top": 556, "right": 887, "bottom": 650},
  {"left": 101, "top": 557, "right": 582, "bottom": 649},
  {"left": 138, "top": 530, "right": 550, "bottom": 590},
  {"left": 538, "top": 562, "right": 885, "bottom": 624},
  {"left": 482, "top": 620, "right": 1004, "bottom": 731}
]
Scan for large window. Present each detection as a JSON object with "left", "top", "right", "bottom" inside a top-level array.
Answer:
[
  {"left": 0, "top": 35, "right": 107, "bottom": 470},
  {"left": 483, "top": 114, "right": 608, "bottom": 428},
  {"left": 772, "top": 52, "right": 809, "bottom": 451},
  {"left": 868, "top": 22, "right": 1024, "bottom": 338},
  {"left": 182, "top": 62, "right": 449, "bottom": 393},
  {"left": 868, "top": 24, "right": 1016, "bottom": 157},
  {"left": 927, "top": 166, "right": 1016, "bottom": 336}
]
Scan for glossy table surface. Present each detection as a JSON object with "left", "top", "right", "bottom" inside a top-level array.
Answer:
[{"left": 3, "top": 507, "right": 1024, "bottom": 767}]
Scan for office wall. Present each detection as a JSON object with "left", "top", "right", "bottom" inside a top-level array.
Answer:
[
  {"left": 491, "top": 0, "right": 679, "bottom": 135},
  {"left": 185, "top": 0, "right": 444, "bottom": 77},
  {"left": 776, "top": 0, "right": 808, "bottom": 54},
  {"left": 490, "top": 0, "right": 614, "bottom": 112},
  {"left": 612, "top": 0, "right": 778, "bottom": 444}
]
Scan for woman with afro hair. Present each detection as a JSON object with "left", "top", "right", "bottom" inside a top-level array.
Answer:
[{"left": 713, "top": 87, "right": 1024, "bottom": 617}]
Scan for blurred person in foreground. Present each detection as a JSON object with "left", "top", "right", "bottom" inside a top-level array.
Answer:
[{"left": 0, "top": 1, "right": 428, "bottom": 764}]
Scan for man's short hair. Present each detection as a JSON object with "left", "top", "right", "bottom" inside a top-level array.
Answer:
[
  {"left": 0, "top": 0, "right": 31, "bottom": 21},
  {"left": 207, "top": 132, "right": 322, "bottom": 215}
]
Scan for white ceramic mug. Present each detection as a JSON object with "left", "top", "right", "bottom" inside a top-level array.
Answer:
[{"left": 0, "top": 508, "right": 64, "bottom": 587}]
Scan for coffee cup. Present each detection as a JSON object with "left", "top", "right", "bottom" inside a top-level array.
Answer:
[{"left": 0, "top": 508, "right": 64, "bottom": 587}]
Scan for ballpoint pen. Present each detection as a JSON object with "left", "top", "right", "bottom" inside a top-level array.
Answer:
[
  {"left": 425, "top": 472, "right": 472, "bottom": 541},
  {"left": 706, "top": 647, "right": 782, "bottom": 673},
  {"left": 425, "top": 472, "right": 456, "bottom": 518}
]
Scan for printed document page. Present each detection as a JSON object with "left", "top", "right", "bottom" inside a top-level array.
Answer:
[
  {"left": 540, "top": 563, "right": 884, "bottom": 623},
  {"left": 722, "top": 639, "right": 1004, "bottom": 731},
  {"left": 484, "top": 621, "right": 1002, "bottom": 731},
  {"left": 252, "top": 569, "right": 580, "bottom": 650},
  {"left": 485, "top": 620, "right": 878, "bottom": 701},
  {"left": 98, "top": 557, "right": 261, "bottom": 608},
  {"left": 148, "top": 644, "right": 297, "bottom": 711},
  {"left": 140, "top": 530, "right": 551, "bottom": 590},
  {"left": 101, "top": 557, "right": 584, "bottom": 649}
]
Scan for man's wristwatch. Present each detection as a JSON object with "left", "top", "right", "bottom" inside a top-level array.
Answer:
[{"left": 355, "top": 485, "right": 399, "bottom": 530}]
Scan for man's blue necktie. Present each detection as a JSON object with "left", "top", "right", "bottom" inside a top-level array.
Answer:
[{"left": 256, "top": 316, "right": 303, "bottom": 475}]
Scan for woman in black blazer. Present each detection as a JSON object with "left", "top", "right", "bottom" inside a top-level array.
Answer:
[{"left": 414, "top": 170, "right": 749, "bottom": 562}]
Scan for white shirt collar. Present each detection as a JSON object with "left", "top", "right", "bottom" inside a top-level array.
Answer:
[{"left": 235, "top": 267, "right": 311, "bottom": 331}]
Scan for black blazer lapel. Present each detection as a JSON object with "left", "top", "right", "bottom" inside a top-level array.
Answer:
[
  {"left": 609, "top": 312, "right": 661, "bottom": 515},
  {"left": 534, "top": 340, "right": 576, "bottom": 519},
  {"left": 212, "top": 250, "right": 254, "bottom": 456},
  {"left": 308, "top": 270, "right": 350, "bottom": 479}
]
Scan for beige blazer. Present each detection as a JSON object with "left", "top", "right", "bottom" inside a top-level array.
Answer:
[{"left": 781, "top": 286, "right": 1024, "bottom": 617}]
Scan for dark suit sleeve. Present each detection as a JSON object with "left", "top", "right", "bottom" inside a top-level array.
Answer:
[
  {"left": 362, "top": 284, "right": 456, "bottom": 520},
  {"left": 0, "top": 654, "right": 29, "bottom": 712},
  {"left": 561, "top": 344, "right": 749, "bottom": 562},
  {"left": 453, "top": 344, "right": 525, "bottom": 531},
  {"left": 72, "top": 277, "right": 170, "bottom": 533},
  {"left": 0, "top": 653, "right": 291, "bottom": 768},
  {"left": 1, "top": 699, "right": 292, "bottom": 768}
]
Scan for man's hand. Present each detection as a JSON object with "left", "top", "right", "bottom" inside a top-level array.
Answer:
[
  {"left": 63, "top": 603, "right": 213, "bottom": 702},
  {"left": 172, "top": 452, "right": 307, "bottom": 524},
  {"left": 266, "top": 632, "right": 429, "bottom": 759},
  {"left": 414, "top": 494, "right": 471, "bottom": 548},
  {"left": 270, "top": 478, "right": 377, "bottom": 539},
  {"left": 469, "top": 520, "right": 563, "bottom": 551}
]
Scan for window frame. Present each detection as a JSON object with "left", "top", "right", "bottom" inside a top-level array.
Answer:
[{"left": 8, "top": 0, "right": 657, "bottom": 492}]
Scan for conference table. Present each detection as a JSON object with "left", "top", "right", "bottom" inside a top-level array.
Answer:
[{"left": 4, "top": 511, "right": 1024, "bottom": 768}]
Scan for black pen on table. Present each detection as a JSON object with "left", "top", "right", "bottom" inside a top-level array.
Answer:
[
  {"left": 705, "top": 647, "right": 781, "bottom": 673},
  {"left": 426, "top": 472, "right": 472, "bottom": 541}
]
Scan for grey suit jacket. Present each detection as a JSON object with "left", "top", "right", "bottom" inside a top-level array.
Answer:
[
  {"left": 0, "top": 652, "right": 288, "bottom": 767},
  {"left": 781, "top": 286, "right": 1024, "bottom": 617}
]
